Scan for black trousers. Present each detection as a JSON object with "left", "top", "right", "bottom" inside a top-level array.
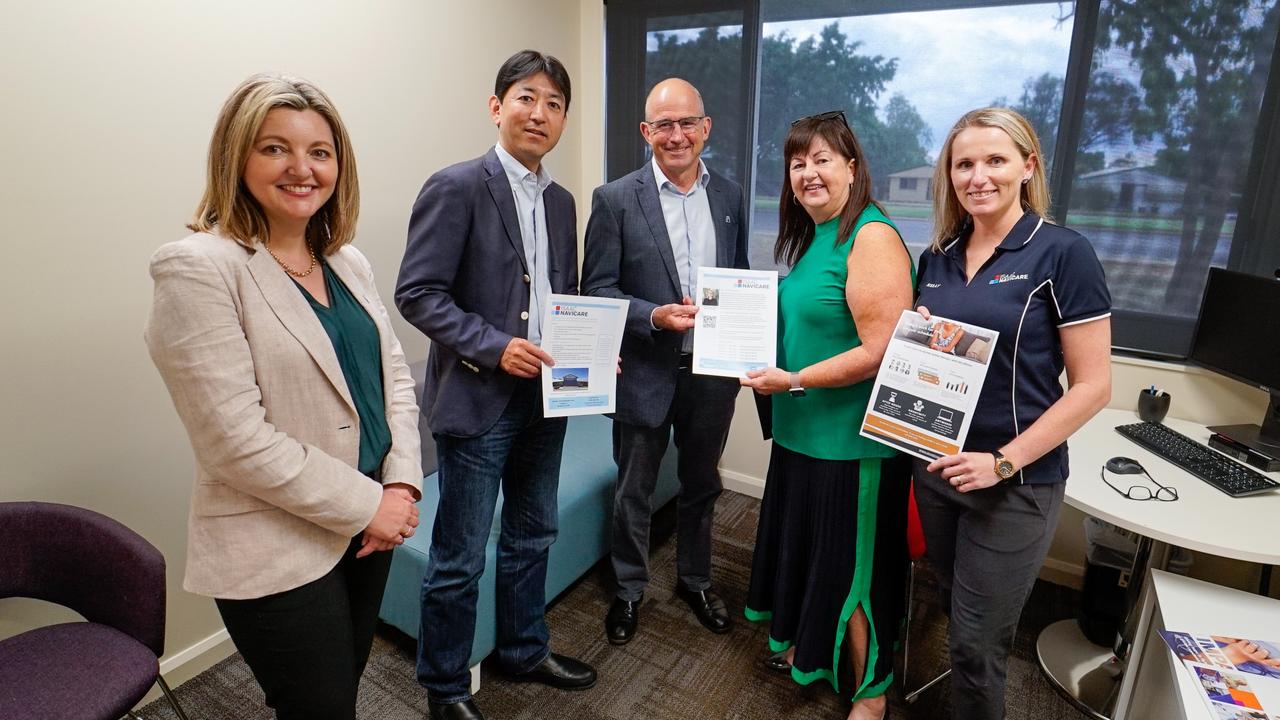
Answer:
[
  {"left": 610, "top": 366, "right": 736, "bottom": 601},
  {"left": 913, "top": 460, "right": 1065, "bottom": 720},
  {"left": 215, "top": 536, "right": 393, "bottom": 720}
]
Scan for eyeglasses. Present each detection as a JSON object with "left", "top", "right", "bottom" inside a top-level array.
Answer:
[
  {"left": 643, "top": 116, "right": 706, "bottom": 137},
  {"left": 791, "top": 110, "right": 849, "bottom": 128},
  {"left": 1100, "top": 466, "right": 1179, "bottom": 502}
]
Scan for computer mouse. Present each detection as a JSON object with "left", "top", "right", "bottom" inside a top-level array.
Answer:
[{"left": 1106, "top": 456, "right": 1145, "bottom": 474}]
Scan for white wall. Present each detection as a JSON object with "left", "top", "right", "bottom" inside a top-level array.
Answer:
[{"left": 0, "top": 0, "right": 602, "bottom": 686}]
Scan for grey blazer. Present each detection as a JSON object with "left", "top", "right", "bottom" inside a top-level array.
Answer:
[
  {"left": 581, "top": 163, "right": 749, "bottom": 427},
  {"left": 145, "top": 232, "right": 422, "bottom": 600},
  {"left": 395, "top": 147, "right": 579, "bottom": 438}
]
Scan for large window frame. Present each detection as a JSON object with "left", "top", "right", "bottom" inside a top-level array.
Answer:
[{"left": 604, "top": 0, "right": 1280, "bottom": 359}]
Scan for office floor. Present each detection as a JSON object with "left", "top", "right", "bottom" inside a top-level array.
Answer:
[{"left": 142, "top": 491, "right": 1087, "bottom": 719}]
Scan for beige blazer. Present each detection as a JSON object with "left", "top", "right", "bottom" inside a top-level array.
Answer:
[{"left": 145, "top": 231, "right": 422, "bottom": 599}]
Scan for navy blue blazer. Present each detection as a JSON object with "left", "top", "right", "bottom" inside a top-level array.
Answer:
[
  {"left": 581, "top": 163, "right": 749, "bottom": 428},
  {"left": 396, "top": 147, "right": 578, "bottom": 438}
]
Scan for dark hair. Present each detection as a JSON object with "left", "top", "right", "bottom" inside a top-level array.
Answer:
[
  {"left": 775, "top": 116, "right": 880, "bottom": 267},
  {"left": 494, "top": 50, "right": 572, "bottom": 112}
]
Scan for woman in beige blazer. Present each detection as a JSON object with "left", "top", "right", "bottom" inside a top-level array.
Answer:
[{"left": 145, "top": 74, "right": 422, "bottom": 720}]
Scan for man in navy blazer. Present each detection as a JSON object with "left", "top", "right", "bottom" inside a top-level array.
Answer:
[
  {"left": 582, "top": 78, "right": 749, "bottom": 646},
  {"left": 395, "top": 50, "right": 595, "bottom": 720}
]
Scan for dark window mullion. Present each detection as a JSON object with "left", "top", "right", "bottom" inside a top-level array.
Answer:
[
  {"left": 604, "top": 2, "right": 647, "bottom": 182},
  {"left": 738, "top": 0, "right": 762, "bottom": 201},
  {"left": 1049, "top": 0, "right": 1101, "bottom": 221},
  {"left": 1229, "top": 25, "right": 1280, "bottom": 276}
]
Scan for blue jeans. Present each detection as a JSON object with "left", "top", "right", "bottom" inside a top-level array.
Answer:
[{"left": 416, "top": 380, "right": 566, "bottom": 703}]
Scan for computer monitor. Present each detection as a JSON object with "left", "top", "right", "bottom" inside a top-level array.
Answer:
[{"left": 1187, "top": 267, "right": 1280, "bottom": 454}]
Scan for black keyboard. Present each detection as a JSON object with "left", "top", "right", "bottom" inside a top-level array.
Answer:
[{"left": 1115, "top": 422, "right": 1280, "bottom": 497}]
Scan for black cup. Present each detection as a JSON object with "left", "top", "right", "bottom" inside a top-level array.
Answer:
[{"left": 1138, "top": 390, "right": 1171, "bottom": 423}]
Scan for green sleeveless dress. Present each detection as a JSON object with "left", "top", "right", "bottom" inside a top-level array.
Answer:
[{"left": 745, "top": 205, "right": 914, "bottom": 700}]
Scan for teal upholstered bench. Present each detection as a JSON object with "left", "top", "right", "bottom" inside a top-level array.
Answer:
[{"left": 378, "top": 406, "right": 679, "bottom": 688}]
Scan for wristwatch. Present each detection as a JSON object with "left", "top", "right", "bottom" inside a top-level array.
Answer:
[
  {"left": 788, "top": 371, "right": 806, "bottom": 398},
  {"left": 993, "top": 452, "right": 1016, "bottom": 481}
]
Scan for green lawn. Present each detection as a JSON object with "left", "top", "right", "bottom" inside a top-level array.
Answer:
[{"left": 749, "top": 195, "right": 1233, "bottom": 234}]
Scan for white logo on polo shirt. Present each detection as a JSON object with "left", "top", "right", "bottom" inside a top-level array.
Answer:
[
  {"left": 989, "top": 273, "right": 1029, "bottom": 285},
  {"left": 924, "top": 282, "right": 942, "bottom": 288}
]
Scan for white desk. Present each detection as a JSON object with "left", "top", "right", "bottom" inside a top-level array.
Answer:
[
  {"left": 1036, "top": 408, "right": 1280, "bottom": 719},
  {"left": 1127, "top": 570, "right": 1280, "bottom": 719}
]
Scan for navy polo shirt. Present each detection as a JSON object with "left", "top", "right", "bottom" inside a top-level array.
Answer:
[{"left": 915, "top": 211, "right": 1111, "bottom": 484}]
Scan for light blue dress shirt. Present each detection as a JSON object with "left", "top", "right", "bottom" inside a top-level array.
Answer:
[
  {"left": 652, "top": 157, "right": 716, "bottom": 352},
  {"left": 495, "top": 142, "right": 553, "bottom": 345}
]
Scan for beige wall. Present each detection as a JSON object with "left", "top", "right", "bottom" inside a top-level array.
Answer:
[{"left": 0, "top": 0, "right": 604, "bottom": 683}]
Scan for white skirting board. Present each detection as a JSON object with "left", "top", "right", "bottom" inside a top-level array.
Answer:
[
  {"left": 131, "top": 628, "right": 235, "bottom": 710},
  {"left": 721, "top": 468, "right": 764, "bottom": 499}
]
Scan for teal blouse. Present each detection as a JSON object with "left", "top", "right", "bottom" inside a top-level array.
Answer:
[
  {"left": 772, "top": 205, "right": 915, "bottom": 461},
  {"left": 295, "top": 262, "right": 391, "bottom": 477}
]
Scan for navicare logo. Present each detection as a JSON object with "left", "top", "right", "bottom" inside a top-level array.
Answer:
[
  {"left": 552, "top": 305, "right": 588, "bottom": 317},
  {"left": 734, "top": 279, "right": 771, "bottom": 289},
  {"left": 989, "top": 273, "right": 1029, "bottom": 285}
]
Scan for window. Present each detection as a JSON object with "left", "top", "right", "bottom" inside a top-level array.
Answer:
[
  {"left": 645, "top": 20, "right": 747, "bottom": 188},
  {"left": 606, "top": 2, "right": 755, "bottom": 188},
  {"left": 605, "top": 0, "right": 1280, "bottom": 357},
  {"left": 753, "top": 2, "right": 1074, "bottom": 270},
  {"left": 1063, "top": 0, "right": 1280, "bottom": 356}
]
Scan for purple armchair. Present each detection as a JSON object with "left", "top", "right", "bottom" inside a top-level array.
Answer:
[{"left": 0, "top": 501, "right": 190, "bottom": 720}]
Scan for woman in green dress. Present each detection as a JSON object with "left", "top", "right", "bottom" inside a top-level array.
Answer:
[{"left": 741, "top": 111, "right": 914, "bottom": 720}]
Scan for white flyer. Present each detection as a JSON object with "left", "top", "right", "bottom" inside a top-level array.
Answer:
[
  {"left": 539, "top": 294, "right": 628, "bottom": 418},
  {"left": 691, "top": 267, "right": 778, "bottom": 378},
  {"left": 859, "top": 310, "right": 999, "bottom": 462}
]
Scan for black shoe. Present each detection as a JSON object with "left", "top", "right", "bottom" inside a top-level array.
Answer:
[
  {"left": 675, "top": 584, "right": 731, "bottom": 634},
  {"left": 605, "top": 597, "right": 641, "bottom": 645},
  {"left": 511, "top": 652, "right": 597, "bottom": 690},
  {"left": 762, "top": 650, "right": 791, "bottom": 673},
  {"left": 427, "top": 698, "right": 485, "bottom": 720}
]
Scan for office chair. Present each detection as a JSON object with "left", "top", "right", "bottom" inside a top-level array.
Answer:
[
  {"left": 900, "top": 482, "right": 952, "bottom": 703},
  {"left": 0, "top": 501, "right": 190, "bottom": 720}
]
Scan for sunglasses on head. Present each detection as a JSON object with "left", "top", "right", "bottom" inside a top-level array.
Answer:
[{"left": 791, "top": 110, "right": 849, "bottom": 127}]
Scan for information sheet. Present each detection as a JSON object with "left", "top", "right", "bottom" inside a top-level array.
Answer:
[
  {"left": 691, "top": 267, "right": 778, "bottom": 378},
  {"left": 1159, "top": 630, "right": 1280, "bottom": 718},
  {"left": 859, "top": 310, "right": 999, "bottom": 461},
  {"left": 539, "top": 294, "right": 628, "bottom": 418}
]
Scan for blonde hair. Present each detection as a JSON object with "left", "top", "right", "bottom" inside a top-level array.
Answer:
[
  {"left": 189, "top": 73, "right": 359, "bottom": 255},
  {"left": 929, "top": 107, "right": 1051, "bottom": 251}
]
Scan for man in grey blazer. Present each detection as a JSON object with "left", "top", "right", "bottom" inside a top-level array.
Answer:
[
  {"left": 582, "top": 78, "right": 749, "bottom": 646},
  {"left": 395, "top": 51, "right": 595, "bottom": 720}
]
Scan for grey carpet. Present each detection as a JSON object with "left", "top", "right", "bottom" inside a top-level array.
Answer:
[{"left": 142, "top": 491, "right": 1086, "bottom": 719}]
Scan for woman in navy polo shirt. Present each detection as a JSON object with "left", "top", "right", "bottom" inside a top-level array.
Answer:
[{"left": 914, "top": 107, "right": 1112, "bottom": 720}]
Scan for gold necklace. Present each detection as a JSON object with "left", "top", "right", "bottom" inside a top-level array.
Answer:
[{"left": 264, "top": 242, "right": 318, "bottom": 278}]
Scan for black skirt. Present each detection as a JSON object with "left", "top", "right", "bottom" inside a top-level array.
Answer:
[{"left": 745, "top": 445, "right": 909, "bottom": 700}]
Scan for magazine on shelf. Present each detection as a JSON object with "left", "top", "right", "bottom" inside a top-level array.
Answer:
[{"left": 1159, "top": 630, "right": 1280, "bottom": 719}]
